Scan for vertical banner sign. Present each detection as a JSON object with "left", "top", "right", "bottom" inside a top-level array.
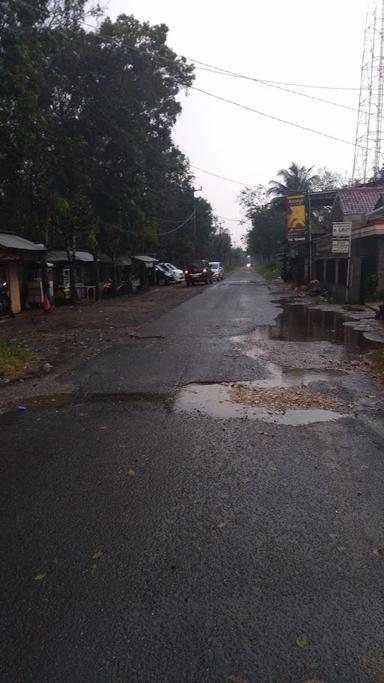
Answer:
[{"left": 287, "top": 195, "right": 305, "bottom": 239}]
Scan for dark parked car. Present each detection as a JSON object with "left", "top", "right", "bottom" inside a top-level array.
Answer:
[
  {"left": 155, "top": 264, "right": 176, "bottom": 285},
  {"left": 183, "top": 260, "right": 213, "bottom": 286}
]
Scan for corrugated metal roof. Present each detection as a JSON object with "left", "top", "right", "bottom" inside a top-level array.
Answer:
[
  {"left": 337, "top": 187, "right": 384, "bottom": 215},
  {"left": 0, "top": 233, "right": 45, "bottom": 251},
  {"left": 134, "top": 255, "right": 158, "bottom": 264},
  {"left": 47, "top": 250, "right": 94, "bottom": 263}
]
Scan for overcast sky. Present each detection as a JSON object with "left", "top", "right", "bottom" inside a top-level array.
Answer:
[{"left": 105, "top": 0, "right": 367, "bottom": 245}]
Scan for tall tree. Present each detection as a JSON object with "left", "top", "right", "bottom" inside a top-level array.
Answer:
[
  {"left": 268, "top": 162, "right": 319, "bottom": 197},
  {"left": 0, "top": 2, "right": 219, "bottom": 295},
  {"left": 240, "top": 186, "right": 285, "bottom": 262}
]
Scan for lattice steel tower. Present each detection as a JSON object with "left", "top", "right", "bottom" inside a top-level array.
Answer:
[{"left": 353, "top": 0, "right": 384, "bottom": 181}]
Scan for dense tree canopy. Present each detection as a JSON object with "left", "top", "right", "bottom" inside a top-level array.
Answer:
[{"left": 0, "top": 0, "right": 231, "bottom": 272}]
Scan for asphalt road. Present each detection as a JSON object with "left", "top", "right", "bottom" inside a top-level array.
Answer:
[{"left": 2, "top": 269, "right": 384, "bottom": 683}]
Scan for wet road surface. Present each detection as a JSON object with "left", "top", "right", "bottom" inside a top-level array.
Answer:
[{"left": 2, "top": 269, "right": 384, "bottom": 683}]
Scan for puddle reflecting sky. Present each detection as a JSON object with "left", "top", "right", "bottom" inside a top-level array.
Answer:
[{"left": 253, "top": 304, "right": 383, "bottom": 357}]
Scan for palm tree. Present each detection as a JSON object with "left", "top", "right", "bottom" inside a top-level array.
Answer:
[{"left": 268, "top": 162, "right": 319, "bottom": 197}]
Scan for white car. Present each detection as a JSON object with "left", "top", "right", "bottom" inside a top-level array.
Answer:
[
  {"left": 209, "top": 261, "right": 224, "bottom": 281},
  {"left": 159, "top": 263, "right": 185, "bottom": 283}
]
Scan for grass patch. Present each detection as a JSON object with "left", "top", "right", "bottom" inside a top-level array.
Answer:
[
  {"left": 369, "top": 348, "right": 384, "bottom": 383},
  {"left": 256, "top": 262, "right": 280, "bottom": 280},
  {"left": 0, "top": 339, "right": 31, "bottom": 379}
]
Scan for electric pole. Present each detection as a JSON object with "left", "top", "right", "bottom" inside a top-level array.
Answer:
[{"left": 193, "top": 186, "right": 202, "bottom": 257}]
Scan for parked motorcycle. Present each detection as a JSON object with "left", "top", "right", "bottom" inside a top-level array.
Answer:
[{"left": 102, "top": 279, "right": 131, "bottom": 296}]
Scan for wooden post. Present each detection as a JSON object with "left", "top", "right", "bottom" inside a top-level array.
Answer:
[{"left": 7, "top": 262, "right": 21, "bottom": 314}]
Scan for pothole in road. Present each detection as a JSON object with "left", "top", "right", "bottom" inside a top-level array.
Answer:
[
  {"left": 175, "top": 379, "right": 346, "bottom": 426},
  {"left": 241, "top": 302, "right": 384, "bottom": 358}
]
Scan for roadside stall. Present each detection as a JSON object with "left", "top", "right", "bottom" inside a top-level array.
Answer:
[
  {"left": 47, "top": 249, "right": 95, "bottom": 303},
  {"left": 0, "top": 233, "right": 46, "bottom": 315}
]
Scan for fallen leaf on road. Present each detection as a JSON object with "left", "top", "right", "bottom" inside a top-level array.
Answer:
[
  {"left": 128, "top": 468, "right": 136, "bottom": 477},
  {"left": 303, "top": 679, "right": 327, "bottom": 683},
  {"left": 224, "top": 676, "right": 249, "bottom": 683},
  {"left": 372, "top": 548, "right": 384, "bottom": 560},
  {"left": 92, "top": 551, "right": 103, "bottom": 560},
  {"left": 296, "top": 635, "right": 309, "bottom": 649},
  {"left": 34, "top": 573, "right": 46, "bottom": 582},
  {"left": 336, "top": 545, "right": 346, "bottom": 553},
  {"left": 329, "top": 533, "right": 338, "bottom": 540}
]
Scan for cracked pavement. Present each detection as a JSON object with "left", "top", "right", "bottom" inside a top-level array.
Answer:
[{"left": 2, "top": 269, "right": 384, "bottom": 683}]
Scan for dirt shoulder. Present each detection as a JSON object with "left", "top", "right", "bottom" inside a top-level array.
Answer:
[{"left": 0, "top": 284, "right": 200, "bottom": 408}]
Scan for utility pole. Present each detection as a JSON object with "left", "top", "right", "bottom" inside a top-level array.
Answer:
[
  {"left": 193, "top": 186, "right": 202, "bottom": 257},
  {"left": 218, "top": 221, "right": 223, "bottom": 262}
]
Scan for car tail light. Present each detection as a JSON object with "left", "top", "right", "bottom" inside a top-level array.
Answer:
[{"left": 203, "top": 268, "right": 207, "bottom": 273}]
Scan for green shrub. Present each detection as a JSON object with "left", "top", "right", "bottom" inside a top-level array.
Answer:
[
  {"left": 0, "top": 339, "right": 31, "bottom": 378},
  {"left": 256, "top": 262, "right": 280, "bottom": 280}
]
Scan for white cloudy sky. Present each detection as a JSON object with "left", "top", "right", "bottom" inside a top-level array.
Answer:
[{"left": 104, "top": 0, "right": 367, "bottom": 245}]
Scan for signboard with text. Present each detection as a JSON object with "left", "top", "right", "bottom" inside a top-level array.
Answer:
[
  {"left": 331, "top": 239, "right": 351, "bottom": 255},
  {"left": 332, "top": 222, "right": 352, "bottom": 238}
]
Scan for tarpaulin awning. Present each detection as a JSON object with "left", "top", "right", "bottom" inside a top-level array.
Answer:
[
  {"left": 0, "top": 233, "right": 45, "bottom": 251},
  {"left": 133, "top": 255, "right": 158, "bottom": 264},
  {"left": 47, "top": 250, "right": 94, "bottom": 263}
]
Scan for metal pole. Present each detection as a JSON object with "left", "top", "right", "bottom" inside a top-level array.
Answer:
[
  {"left": 308, "top": 192, "right": 312, "bottom": 281},
  {"left": 192, "top": 186, "right": 202, "bottom": 258},
  {"left": 346, "top": 254, "right": 351, "bottom": 304}
]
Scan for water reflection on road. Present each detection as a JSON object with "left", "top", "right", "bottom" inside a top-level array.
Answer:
[{"left": 253, "top": 303, "right": 383, "bottom": 357}]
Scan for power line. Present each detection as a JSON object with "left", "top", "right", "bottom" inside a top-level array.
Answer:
[
  {"left": 82, "top": 26, "right": 366, "bottom": 96},
  {"left": 79, "top": 33, "right": 368, "bottom": 149},
  {"left": 217, "top": 215, "right": 245, "bottom": 222},
  {"left": 191, "top": 86, "right": 370, "bottom": 150},
  {"left": 186, "top": 56, "right": 365, "bottom": 92},
  {"left": 157, "top": 209, "right": 195, "bottom": 235},
  {"left": 194, "top": 65, "right": 359, "bottom": 113},
  {"left": 190, "top": 164, "right": 260, "bottom": 188}
]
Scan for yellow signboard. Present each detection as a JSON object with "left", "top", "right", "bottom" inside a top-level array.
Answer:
[{"left": 287, "top": 195, "right": 305, "bottom": 231}]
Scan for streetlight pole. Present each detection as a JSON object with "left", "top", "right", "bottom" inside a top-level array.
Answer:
[{"left": 193, "top": 186, "right": 202, "bottom": 257}]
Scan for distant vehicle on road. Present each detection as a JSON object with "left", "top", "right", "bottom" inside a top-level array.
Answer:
[
  {"left": 209, "top": 261, "right": 224, "bottom": 281},
  {"left": 158, "top": 263, "right": 184, "bottom": 283},
  {"left": 184, "top": 260, "right": 213, "bottom": 286}
]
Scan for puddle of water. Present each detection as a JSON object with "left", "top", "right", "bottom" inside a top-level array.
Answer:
[
  {"left": 175, "top": 383, "right": 345, "bottom": 426},
  {"left": 250, "top": 303, "right": 383, "bottom": 357},
  {"left": 0, "top": 390, "right": 174, "bottom": 423}
]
